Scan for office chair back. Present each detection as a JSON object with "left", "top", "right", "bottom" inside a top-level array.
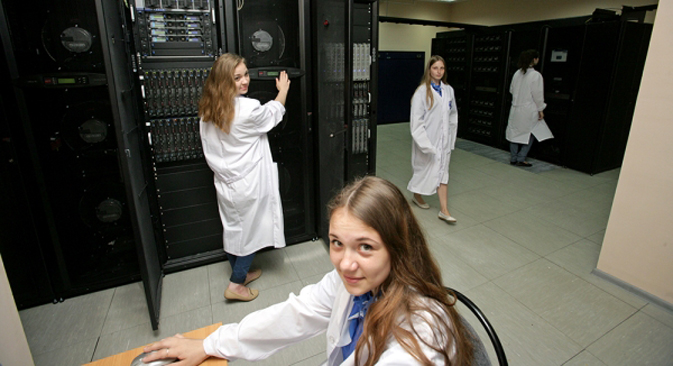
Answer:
[{"left": 446, "top": 287, "right": 508, "bottom": 366}]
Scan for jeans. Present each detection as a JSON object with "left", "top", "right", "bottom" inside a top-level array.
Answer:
[
  {"left": 226, "top": 252, "right": 256, "bottom": 284},
  {"left": 510, "top": 134, "right": 535, "bottom": 163}
]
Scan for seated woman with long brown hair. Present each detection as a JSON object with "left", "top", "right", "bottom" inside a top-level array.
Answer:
[{"left": 143, "top": 176, "right": 475, "bottom": 365}]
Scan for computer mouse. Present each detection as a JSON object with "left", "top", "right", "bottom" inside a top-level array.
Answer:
[{"left": 130, "top": 350, "right": 178, "bottom": 366}]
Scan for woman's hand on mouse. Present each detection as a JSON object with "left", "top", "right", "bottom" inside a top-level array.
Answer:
[{"left": 143, "top": 334, "right": 209, "bottom": 366}]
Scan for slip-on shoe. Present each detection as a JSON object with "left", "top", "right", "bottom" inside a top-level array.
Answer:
[
  {"left": 438, "top": 211, "right": 457, "bottom": 224},
  {"left": 412, "top": 196, "right": 430, "bottom": 209},
  {"left": 243, "top": 268, "right": 262, "bottom": 286},
  {"left": 224, "top": 288, "right": 259, "bottom": 302}
]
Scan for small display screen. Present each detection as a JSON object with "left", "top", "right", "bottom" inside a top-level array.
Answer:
[
  {"left": 57, "top": 78, "right": 76, "bottom": 84},
  {"left": 266, "top": 71, "right": 279, "bottom": 76}
]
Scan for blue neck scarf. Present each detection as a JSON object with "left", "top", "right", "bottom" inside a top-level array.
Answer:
[
  {"left": 341, "top": 292, "right": 375, "bottom": 361},
  {"left": 431, "top": 81, "right": 442, "bottom": 96}
]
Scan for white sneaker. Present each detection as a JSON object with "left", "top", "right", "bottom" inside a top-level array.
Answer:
[{"left": 438, "top": 211, "right": 457, "bottom": 223}]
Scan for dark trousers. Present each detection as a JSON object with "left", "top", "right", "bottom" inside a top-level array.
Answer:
[
  {"left": 226, "top": 252, "right": 256, "bottom": 284},
  {"left": 510, "top": 134, "right": 535, "bottom": 163}
]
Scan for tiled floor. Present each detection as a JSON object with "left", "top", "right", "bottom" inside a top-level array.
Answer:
[{"left": 20, "top": 122, "right": 673, "bottom": 365}]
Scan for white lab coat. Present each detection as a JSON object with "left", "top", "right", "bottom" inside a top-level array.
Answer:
[
  {"left": 407, "top": 82, "right": 458, "bottom": 196},
  {"left": 203, "top": 270, "right": 455, "bottom": 365},
  {"left": 506, "top": 68, "right": 553, "bottom": 144},
  {"left": 200, "top": 96, "right": 286, "bottom": 256}
]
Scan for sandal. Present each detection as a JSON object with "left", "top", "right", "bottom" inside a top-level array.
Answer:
[{"left": 224, "top": 288, "right": 259, "bottom": 302}]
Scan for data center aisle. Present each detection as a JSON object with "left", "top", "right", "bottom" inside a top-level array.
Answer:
[{"left": 19, "top": 122, "right": 673, "bottom": 366}]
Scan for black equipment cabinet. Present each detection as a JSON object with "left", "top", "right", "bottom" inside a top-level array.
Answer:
[
  {"left": 312, "top": 0, "right": 378, "bottom": 240},
  {"left": 433, "top": 13, "right": 653, "bottom": 174},
  {"left": 234, "top": 0, "right": 316, "bottom": 243},
  {"left": 0, "top": 0, "right": 143, "bottom": 307},
  {"left": 564, "top": 21, "right": 652, "bottom": 174},
  {"left": 377, "top": 51, "right": 424, "bottom": 125},
  {"left": 433, "top": 32, "right": 471, "bottom": 137}
]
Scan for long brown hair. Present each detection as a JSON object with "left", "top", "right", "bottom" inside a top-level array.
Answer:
[
  {"left": 327, "top": 176, "right": 473, "bottom": 365},
  {"left": 198, "top": 53, "right": 245, "bottom": 133},
  {"left": 418, "top": 55, "right": 447, "bottom": 110}
]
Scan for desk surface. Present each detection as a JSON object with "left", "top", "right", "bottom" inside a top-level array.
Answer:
[{"left": 84, "top": 323, "right": 227, "bottom": 366}]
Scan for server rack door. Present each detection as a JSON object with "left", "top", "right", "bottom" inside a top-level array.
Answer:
[
  {"left": 235, "top": 0, "right": 316, "bottom": 243},
  {"left": 97, "top": 0, "right": 164, "bottom": 330},
  {"left": 346, "top": 0, "right": 376, "bottom": 180},
  {"left": 377, "top": 51, "right": 424, "bottom": 125},
  {"left": 312, "top": 0, "right": 347, "bottom": 241},
  {"left": 468, "top": 30, "right": 510, "bottom": 147},
  {"left": 433, "top": 32, "right": 472, "bottom": 140},
  {"left": 542, "top": 25, "right": 586, "bottom": 166},
  {"left": 564, "top": 21, "right": 621, "bottom": 174},
  {"left": 0, "top": 9, "right": 57, "bottom": 307},
  {"left": 1, "top": 0, "right": 142, "bottom": 302}
]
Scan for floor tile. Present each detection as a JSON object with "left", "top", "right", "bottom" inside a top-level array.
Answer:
[
  {"left": 93, "top": 306, "right": 213, "bottom": 361},
  {"left": 285, "top": 241, "right": 333, "bottom": 279},
  {"left": 484, "top": 210, "right": 582, "bottom": 256},
  {"left": 494, "top": 259, "right": 637, "bottom": 347},
  {"left": 546, "top": 239, "right": 647, "bottom": 309},
  {"left": 562, "top": 350, "right": 607, "bottom": 366},
  {"left": 538, "top": 167, "right": 613, "bottom": 189},
  {"left": 641, "top": 302, "right": 673, "bottom": 330},
  {"left": 464, "top": 283, "right": 582, "bottom": 366},
  {"left": 411, "top": 203, "right": 480, "bottom": 239},
  {"left": 33, "top": 338, "right": 97, "bottom": 366},
  {"left": 437, "top": 225, "right": 540, "bottom": 280},
  {"left": 587, "top": 311, "right": 673, "bottom": 365},
  {"left": 160, "top": 266, "right": 211, "bottom": 318},
  {"left": 586, "top": 230, "right": 605, "bottom": 245},
  {"left": 429, "top": 237, "right": 490, "bottom": 291},
  {"left": 20, "top": 288, "right": 113, "bottom": 355},
  {"left": 101, "top": 282, "right": 150, "bottom": 335},
  {"left": 448, "top": 191, "right": 523, "bottom": 222},
  {"left": 526, "top": 201, "right": 610, "bottom": 238},
  {"left": 479, "top": 182, "right": 553, "bottom": 210},
  {"left": 207, "top": 248, "right": 301, "bottom": 304},
  {"left": 211, "top": 281, "right": 305, "bottom": 326}
]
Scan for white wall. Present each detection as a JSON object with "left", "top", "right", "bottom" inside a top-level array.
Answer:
[
  {"left": 447, "top": 0, "right": 657, "bottom": 25},
  {"left": 596, "top": 1, "right": 673, "bottom": 304},
  {"left": 0, "top": 255, "right": 34, "bottom": 365},
  {"left": 379, "top": 1, "right": 454, "bottom": 65}
]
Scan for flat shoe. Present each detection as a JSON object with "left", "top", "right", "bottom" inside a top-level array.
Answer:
[
  {"left": 224, "top": 288, "right": 259, "bottom": 302},
  {"left": 243, "top": 269, "right": 262, "bottom": 286},
  {"left": 510, "top": 161, "right": 517, "bottom": 165},
  {"left": 412, "top": 196, "right": 430, "bottom": 209},
  {"left": 438, "top": 211, "right": 457, "bottom": 223},
  {"left": 516, "top": 161, "right": 532, "bottom": 167}
]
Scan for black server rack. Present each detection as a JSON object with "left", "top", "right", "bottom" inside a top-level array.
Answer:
[
  {"left": 564, "top": 21, "right": 652, "bottom": 174},
  {"left": 233, "top": 0, "right": 316, "bottom": 242},
  {"left": 129, "top": 0, "right": 229, "bottom": 273},
  {"left": 538, "top": 25, "right": 586, "bottom": 165},
  {"left": 465, "top": 30, "right": 510, "bottom": 147},
  {"left": 377, "top": 51, "right": 425, "bottom": 125},
  {"left": 434, "top": 31, "right": 472, "bottom": 139},
  {"left": 0, "top": 0, "right": 143, "bottom": 304},
  {"left": 313, "top": 0, "right": 378, "bottom": 240},
  {"left": 346, "top": 1, "right": 378, "bottom": 180}
]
